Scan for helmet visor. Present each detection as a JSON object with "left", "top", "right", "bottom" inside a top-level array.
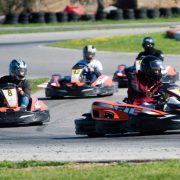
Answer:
[
  {"left": 150, "top": 60, "right": 163, "bottom": 71},
  {"left": 17, "top": 68, "right": 27, "bottom": 77}
]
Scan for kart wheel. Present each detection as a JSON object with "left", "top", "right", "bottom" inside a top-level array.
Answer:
[
  {"left": 75, "top": 118, "right": 97, "bottom": 136},
  {"left": 87, "top": 133, "right": 105, "bottom": 138},
  {"left": 140, "top": 130, "right": 166, "bottom": 135}
]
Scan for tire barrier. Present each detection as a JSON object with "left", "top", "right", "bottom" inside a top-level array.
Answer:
[
  {"left": 68, "top": 13, "right": 81, "bottom": 21},
  {"left": 81, "top": 14, "right": 95, "bottom": 21},
  {"left": 159, "top": 8, "right": 172, "bottom": 18},
  {"left": 3, "top": 7, "right": 180, "bottom": 25},
  {"left": 45, "top": 12, "right": 57, "bottom": 23},
  {"left": 4, "top": 13, "right": 19, "bottom": 24},
  {"left": 147, "top": 9, "right": 160, "bottom": 19},
  {"left": 95, "top": 10, "right": 107, "bottom": 20},
  {"left": 134, "top": 9, "right": 147, "bottom": 19},
  {"left": 123, "top": 9, "right": 135, "bottom": 19},
  {"left": 108, "top": 9, "right": 123, "bottom": 20},
  {"left": 56, "top": 12, "right": 68, "bottom": 22},
  {"left": 171, "top": 7, "right": 180, "bottom": 15},
  {"left": 19, "top": 12, "right": 30, "bottom": 24},
  {"left": 30, "top": 12, "right": 45, "bottom": 23}
]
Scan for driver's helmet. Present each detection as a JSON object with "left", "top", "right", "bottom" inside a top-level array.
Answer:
[
  {"left": 142, "top": 37, "right": 155, "bottom": 50},
  {"left": 83, "top": 45, "right": 96, "bottom": 62},
  {"left": 9, "top": 59, "right": 27, "bottom": 80},
  {"left": 140, "top": 55, "right": 163, "bottom": 81}
]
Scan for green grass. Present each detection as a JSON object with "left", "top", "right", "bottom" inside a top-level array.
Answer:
[
  {"left": 28, "top": 78, "right": 49, "bottom": 93},
  {"left": 50, "top": 32, "right": 180, "bottom": 55},
  {"left": 0, "top": 160, "right": 180, "bottom": 179}
]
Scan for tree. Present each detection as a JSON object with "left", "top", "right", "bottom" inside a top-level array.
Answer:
[{"left": 0, "top": 0, "right": 36, "bottom": 14}]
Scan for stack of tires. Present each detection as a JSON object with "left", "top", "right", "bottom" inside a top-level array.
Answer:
[{"left": 3, "top": 7, "right": 180, "bottom": 24}]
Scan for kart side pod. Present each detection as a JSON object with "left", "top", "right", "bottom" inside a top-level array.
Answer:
[{"left": 91, "top": 101, "right": 129, "bottom": 122}]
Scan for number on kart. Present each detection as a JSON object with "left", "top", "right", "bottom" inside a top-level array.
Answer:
[
  {"left": 8, "top": 89, "right": 12, "bottom": 96},
  {"left": 72, "top": 70, "right": 80, "bottom": 75}
]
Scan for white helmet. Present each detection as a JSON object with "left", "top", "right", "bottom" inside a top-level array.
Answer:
[
  {"left": 83, "top": 45, "right": 96, "bottom": 61},
  {"left": 9, "top": 59, "right": 27, "bottom": 80}
]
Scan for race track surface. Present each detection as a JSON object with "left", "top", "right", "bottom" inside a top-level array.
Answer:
[{"left": 0, "top": 26, "right": 180, "bottom": 161}]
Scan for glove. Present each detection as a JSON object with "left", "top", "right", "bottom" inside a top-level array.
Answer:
[{"left": 146, "top": 90, "right": 153, "bottom": 98}]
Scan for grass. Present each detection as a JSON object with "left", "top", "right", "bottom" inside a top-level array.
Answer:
[
  {"left": 0, "top": 160, "right": 180, "bottom": 179},
  {"left": 28, "top": 78, "right": 49, "bottom": 93},
  {"left": 50, "top": 32, "right": 180, "bottom": 55}
]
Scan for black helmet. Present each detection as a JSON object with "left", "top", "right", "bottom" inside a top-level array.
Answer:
[
  {"left": 142, "top": 37, "right": 155, "bottom": 50},
  {"left": 83, "top": 45, "right": 96, "bottom": 61},
  {"left": 140, "top": 55, "right": 163, "bottom": 80},
  {"left": 9, "top": 59, "right": 27, "bottom": 80}
]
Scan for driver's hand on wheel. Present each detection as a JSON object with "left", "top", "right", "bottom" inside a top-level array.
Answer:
[
  {"left": 18, "top": 88, "right": 24, "bottom": 95},
  {"left": 88, "top": 65, "right": 94, "bottom": 72},
  {"left": 146, "top": 90, "right": 153, "bottom": 98}
]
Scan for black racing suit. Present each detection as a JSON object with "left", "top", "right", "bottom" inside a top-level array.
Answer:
[
  {"left": 136, "top": 48, "right": 164, "bottom": 61},
  {"left": 0, "top": 75, "right": 31, "bottom": 98}
]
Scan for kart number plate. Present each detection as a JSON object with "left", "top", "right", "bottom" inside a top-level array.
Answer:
[
  {"left": 71, "top": 69, "right": 82, "bottom": 82},
  {"left": 135, "top": 60, "right": 142, "bottom": 71},
  {"left": 2, "top": 88, "right": 18, "bottom": 107}
]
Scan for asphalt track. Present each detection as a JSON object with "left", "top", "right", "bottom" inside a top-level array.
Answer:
[{"left": 0, "top": 26, "right": 180, "bottom": 162}]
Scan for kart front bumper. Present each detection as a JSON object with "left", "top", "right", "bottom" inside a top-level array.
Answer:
[{"left": 0, "top": 110, "right": 50, "bottom": 127}]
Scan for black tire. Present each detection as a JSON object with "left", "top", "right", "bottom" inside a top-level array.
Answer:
[
  {"left": 19, "top": 12, "right": 30, "bottom": 24},
  {"left": 4, "top": 13, "right": 19, "bottom": 24},
  {"left": 159, "top": 8, "right": 172, "bottom": 18},
  {"left": 108, "top": 9, "right": 123, "bottom": 20},
  {"left": 135, "top": 8, "right": 147, "bottom": 19},
  {"left": 95, "top": 10, "right": 107, "bottom": 20},
  {"left": 87, "top": 132, "right": 104, "bottom": 138},
  {"left": 147, "top": 9, "right": 160, "bottom": 19},
  {"left": 75, "top": 117, "right": 99, "bottom": 137},
  {"left": 56, "top": 12, "right": 68, "bottom": 22},
  {"left": 123, "top": 9, "right": 135, "bottom": 19},
  {"left": 45, "top": 12, "right": 57, "bottom": 23},
  {"left": 81, "top": 14, "right": 95, "bottom": 21},
  {"left": 30, "top": 12, "right": 45, "bottom": 23},
  {"left": 171, "top": 7, "right": 180, "bottom": 15},
  {"left": 68, "top": 13, "right": 81, "bottom": 22}
]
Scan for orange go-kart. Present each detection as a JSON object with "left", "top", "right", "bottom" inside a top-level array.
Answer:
[
  {"left": 45, "top": 63, "right": 117, "bottom": 98},
  {"left": 113, "top": 60, "right": 179, "bottom": 88},
  {"left": 75, "top": 83, "right": 180, "bottom": 137},
  {"left": 0, "top": 83, "right": 50, "bottom": 127}
]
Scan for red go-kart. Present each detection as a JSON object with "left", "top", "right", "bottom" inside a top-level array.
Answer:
[{"left": 113, "top": 60, "right": 179, "bottom": 87}]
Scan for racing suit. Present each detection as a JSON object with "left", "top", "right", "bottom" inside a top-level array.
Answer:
[
  {"left": 127, "top": 71, "right": 162, "bottom": 106},
  {"left": 75, "top": 59, "right": 103, "bottom": 83},
  {"left": 136, "top": 48, "right": 164, "bottom": 61},
  {"left": 133, "top": 48, "right": 164, "bottom": 72},
  {"left": 0, "top": 75, "right": 31, "bottom": 107}
]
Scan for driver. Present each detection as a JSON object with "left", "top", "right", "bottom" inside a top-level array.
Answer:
[
  {"left": 136, "top": 37, "right": 164, "bottom": 61},
  {"left": 74, "top": 45, "right": 103, "bottom": 84},
  {"left": 127, "top": 55, "right": 164, "bottom": 108},
  {"left": 0, "top": 59, "right": 31, "bottom": 109}
]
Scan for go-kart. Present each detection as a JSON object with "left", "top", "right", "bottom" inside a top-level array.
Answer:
[
  {"left": 113, "top": 60, "right": 179, "bottom": 87},
  {"left": 45, "top": 63, "right": 117, "bottom": 98},
  {"left": 75, "top": 83, "right": 180, "bottom": 137},
  {"left": 0, "top": 83, "right": 50, "bottom": 126}
]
